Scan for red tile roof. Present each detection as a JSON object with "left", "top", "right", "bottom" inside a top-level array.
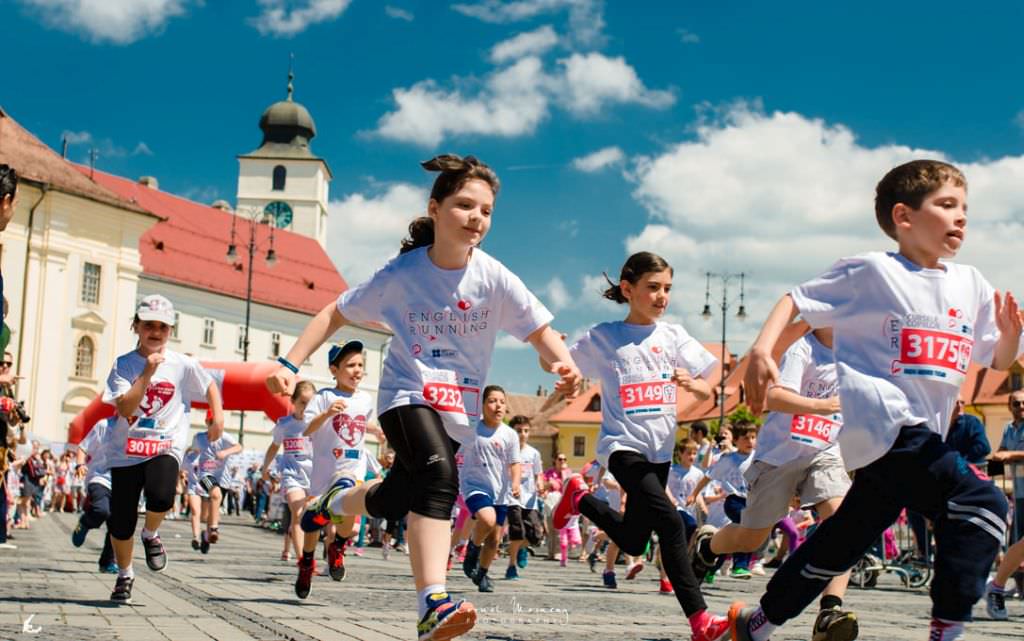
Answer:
[{"left": 76, "top": 166, "right": 349, "bottom": 317}]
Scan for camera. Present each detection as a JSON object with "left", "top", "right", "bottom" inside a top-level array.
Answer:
[{"left": 14, "top": 401, "right": 30, "bottom": 424}]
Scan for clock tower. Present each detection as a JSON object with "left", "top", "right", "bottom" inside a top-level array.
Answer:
[{"left": 236, "top": 69, "right": 331, "bottom": 247}]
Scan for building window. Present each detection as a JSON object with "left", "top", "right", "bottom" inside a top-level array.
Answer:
[
  {"left": 1013, "top": 372, "right": 1023, "bottom": 391},
  {"left": 586, "top": 394, "right": 601, "bottom": 413},
  {"left": 202, "top": 318, "right": 215, "bottom": 346},
  {"left": 271, "top": 332, "right": 281, "bottom": 357},
  {"left": 272, "top": 165, "right": 287, "bottom": 191},
  {"left": 573, "top": 435, "right": 585, "bottom": 457},
  {"left": 237, "top": 325, "right": 247, "bottom": 352},
  {"left": 171, "top": 312, "right": 180, "bottom": 340},
  {"left": 74, "top": 336, "right": 94, "bottom": 378},
  {"left": 81, "top": 262, "right": 101, "bottom": 305}
]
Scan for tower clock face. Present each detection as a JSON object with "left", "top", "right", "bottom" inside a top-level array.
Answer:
[{"left": 264, "top": 201, "right": 293, "bottom": 228}]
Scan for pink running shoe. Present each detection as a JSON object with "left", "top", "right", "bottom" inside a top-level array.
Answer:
[{"left": 552, "top": 475, "right": 587, "bottom": 530}]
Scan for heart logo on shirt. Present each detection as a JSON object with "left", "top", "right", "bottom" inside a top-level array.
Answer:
[
  {"left": 457, "top": 300, "right": 472, "bottom": 311},
  {"left": 651, "top": 345, "right": 663, "bottom": 354},
  {"left": 139, "top": 381, "right": 175, "bottom": 416},
  {"left": 333, "top": 413, "right": 367, "bottom": 447}
]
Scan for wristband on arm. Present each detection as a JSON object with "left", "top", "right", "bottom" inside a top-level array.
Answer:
[{"left": 276, "top": 357, "right": 299, "bottom": 374}]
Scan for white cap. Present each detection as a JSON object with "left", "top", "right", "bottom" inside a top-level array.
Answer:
[{"left": 136, "top": 294, "right": 176, "bottom": 326}]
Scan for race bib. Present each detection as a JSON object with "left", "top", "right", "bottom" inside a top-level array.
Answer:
[
  {"left": 125, "top": 428, "right": 172, "bottom": 458},
  {"left": 620, "top": 379, "right": 677, "bottom": 416},
  {"left": 282, "top": 437, "right": 307, "bottom": 454},
  {"left": 789, "top": 414, "right": 841, "bottom": 450},
  {"left": 422, "top": 369, "right": 480, "bottom": 417},
  {"left": 892, "top": 326, "right": 973, "bottom": 386}
]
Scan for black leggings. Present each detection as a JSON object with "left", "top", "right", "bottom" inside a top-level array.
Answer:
[
  {"left": 365, "top": 405, "right": 459, "bottom": 522},
  {"left": 579, "top": 450, "right": 706, "bottom": 617},
  {"left": 109, "top": 455, "right": 179, "bottom": 540}
]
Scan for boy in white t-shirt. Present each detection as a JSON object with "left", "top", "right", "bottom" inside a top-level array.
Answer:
[
  {"left": 504, "top": 415, "right": 545, "bottom": 581},
  {"left": 187, "top": 411, "right": 242, "bottom": 554},
  {"left": 730, "top": 160, "right": 1019, "bottom": 641}
]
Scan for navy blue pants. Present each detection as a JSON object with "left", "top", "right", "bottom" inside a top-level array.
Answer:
[
  {"left": 762, "top": 424, "right": 1007, "bottom": 623},
  {"left": 724, "top": 495, "right": 752, "bottom": 570}
]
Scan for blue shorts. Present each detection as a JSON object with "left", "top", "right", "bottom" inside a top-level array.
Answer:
[{"left": 465, "top": 492, "right": 508, "bottom": 526}]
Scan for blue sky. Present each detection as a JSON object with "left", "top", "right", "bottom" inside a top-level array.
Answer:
[{"left": 5, "top": 1, "right": 1024, "bottom": 394}]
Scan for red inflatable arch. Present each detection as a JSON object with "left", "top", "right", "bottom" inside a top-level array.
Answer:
[{"left": 67, "top": 360, "right": 291, "bottom": 444}]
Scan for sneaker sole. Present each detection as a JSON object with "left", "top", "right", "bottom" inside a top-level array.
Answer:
[
  {"left": 813, "top": 613, "right": 858, "bottom": 641},
  {"left": 111, "top": 597, "right": 133, "bottom": 605},
  {"left": 419, "top": 603, "right": 477, "bottom": 641}
]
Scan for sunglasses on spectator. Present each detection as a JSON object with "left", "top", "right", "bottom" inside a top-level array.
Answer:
[
  {"left": 557, "top": 456, "right": 566, "bottom": 461},
  {"left": 0, "top": 361, "right": 10, "bottom": 367},
  {"left": 1012, "top": 400, "right": 1024, "bottom": 408}
]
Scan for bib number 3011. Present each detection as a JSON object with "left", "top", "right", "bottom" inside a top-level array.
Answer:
[{"left": 125, "top": 437, "right": 172, "bottom": 458}]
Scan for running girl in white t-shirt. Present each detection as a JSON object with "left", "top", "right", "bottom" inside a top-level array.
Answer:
[
  {"left": 266, "top": 155, "right": 581, "bottom": 641},
  {"left": 102, "top": 294, "right": 223, "bottom": 604},
  {"left": 459, "top": 385, "right": 520, "bottom": 593},
  {"left": 261, "top": 380, "right": 315, "bottom": 562},
  {"left": 188, "top": 411, "right": 242, "bottom": 554},
  {"left": 548, "top": 252, "right": 728, "bottom": 641},
  {"left": 293, "top": 343, "right": 381, "bottom": 597}
]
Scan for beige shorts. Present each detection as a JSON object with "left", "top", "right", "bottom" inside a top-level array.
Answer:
[{"left": 739, "top": 449, "right": 851, "bottom": 530}]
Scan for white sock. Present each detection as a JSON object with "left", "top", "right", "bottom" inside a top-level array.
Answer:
[
  {"left": 748, "top": 607, "right": 778, "bottom": 641},
  {"left": 328, "top": 487, "right": 355, "bottom": 516},
  {"left": 140, "top": 528, "right": 157, "bottom": 541},
  {"left": 118, "top": 564, "right": 134, "bottom": 579},
  {"left": 417, "top": 584, "right": 447, "bottom": 618}
]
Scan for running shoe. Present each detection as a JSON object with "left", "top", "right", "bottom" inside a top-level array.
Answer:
[
  {"left": 986, "top": 581, "right": 1008, "bottom": 620},
  {"left": 208, "top": 528, "right": 219, "bottom": 544},
  {"left": 704, "top": 571, "right": 716, "bottom": 585},
  {"left": 462, "top": 541, "right": 480, "bottom": 579},
  {"left": 281, "top": 551, "right": 291, "bottom": 562},
  {"left": 477, "top": 570, "right": 494, "bottom": 593},
  {"left": 811, "top": 606, "right": 859, "bottom": 641},
  {"left": 200, "top": 531, "right": 211, "bottom": 555},
  {"left": 100, "top": 562, "right": 119, "bottom": 574},
  {"left": 588, "top": 551, "right": 599, "bottom": 573},
  {"left": 327, "top": 540, "right": 346, "bottom": 582},
  {"left": 416, "top": 593, "right": 476, "bottom": 641},
  {"left": 626, "top": 562, "right": 645, "bottom": 580},
  {"left": 505, "top": 565, "right": 519, "bottom": 581},
  {"left": 602, "top": 569, "right": 617, "bottom": 589},
  {"left": 727, "top": 602, "right": 758, "bottom": 641},
  {"left": 383, "top": 541, "right": 392, "bottom": 561},
  {"left": 689, "top": 525, "right": 719, "bottom": 579},
  {"left": 353, "top": 546, "right": 365, "bottom": 557},
  {"left": 141, "top": 533, "right": 167, "bottom": 572},
  {"left": 552, "top": 475, "right": 587, "bottom": 530},
  {"left": 658, "top": 577, "right": 673, "bottom": 594},
  {"left": 110, "top": 576, "right": 134, "bottom": 604},
  {"left": 71, "top": 520, "right": 88, "bottom": 547},
  {"left": 730, "top": 567, "right": 752, "bottom": 579},
  {"left": 191, "top": 539, "right": 200, "bottom": 551},
  {"left": 693, "top": 612, "right": 730, "bottom": 641},
  {"left": 301, "top": 477, "right": 356, "bottom": 531},
  {"left": 928, "top": 619, "right": 965, "bottom": 641},
  {"left": 295, "top": 558, "right": 315, "bottom": 599},
  {"left": 517, "top": 547, "right": 529, "bottom": 569},
  {"left": 751, "top": 560, "right": 766, "bottom": 576}
]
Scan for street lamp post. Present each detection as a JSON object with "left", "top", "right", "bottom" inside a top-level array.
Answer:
[
  {"left": 226, "top": 208, "right": 277, "bottom": 446},
  {"left": 701, "top": 272, "right": 747, "bottom": 432}
]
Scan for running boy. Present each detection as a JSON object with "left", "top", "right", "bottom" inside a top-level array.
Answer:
[
  {"left": 731, "top": 160, "right": 1018, "bottom": 641},
  {"left": 690, "top": 327, "right": 856, "bottom": 641},
  {"left": 71, "top": 417, "right": 117, "bottom": 572},
  {"left": 505, "top": 414, "right": 544, "bottom": 580},
  {"left": 460, "top": 385, "right": 520, "bottom": 592},
  {"left": 189, "top": 410, "right": 242, "bottom": 554},
  {"left": 261, "top": 380, "right": 314, "bottom": 562}
]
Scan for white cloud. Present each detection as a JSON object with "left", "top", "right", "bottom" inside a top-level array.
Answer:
[
  {"left": 496, "top": 334, "right": 531, "bottom": 350},
  {"left": 572, "top": 146, "right": 624, "bottom": 172},
  {"left": 20, "top": 0, "right": 188, "bottom": 44},
  {"left": 326, "top": 183, "right": 428, "bottom": 285},
  {"left": 62, "top": 130, "right": 154, "bottom": 159},
  {"left": 373, "top": 53, "right": 670, "bottom": 147},
  {"left": 1014, "top": 110, "right": 1024, "bottom": 131},
  {"left": 384, "top": 5, "right": 413, "bottom": 21},
  {"left": 678, "top": 28, "right": 700, "bottom": 44},
  {"left": 490, "top": 25, "right": 559, "bottom": 64},
  {"left": 132, "top": 142, "right": 154, "bottom": 156},
  {"left": 452, "top": 0, "right": 604, "bottom": 47},
  {"left": 558, "top": 52, "right": 675, "bottom": 115},
  {"left": 625, "top": 102, "right": 1024, "bottom": 349},
  {"left": 250, "top": 0, "right": 352, "bottom": 37},
  {"left": 540, "top": 277, "right": 571, "bottom": 311}
]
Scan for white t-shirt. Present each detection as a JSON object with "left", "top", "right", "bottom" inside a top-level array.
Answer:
[
  {"left": 791, "top": 252, "right": 1012, "bottom": 471},
  {"left": 757, "top": 334, "right": 843, "bottom": 467},
  {"left": 709, "top": 450, "right": 754, "bottom": 498},
  {"left": 459, "top": 421, "right": 521, "bottom": 505},
  {"left": 271, "top": 415, "right": 313, "bottom": 489},
  {"left": 703, "top": 480, "right": 729, "bottom": 528},
  {"left": 337, "top": 247, "right": 553, "bottom": 445},
  {"left": 103, "top": 349, "right": 212, "bottom": 469},
  {"left": 570, "top": 321, "right": 717, "bottom": 467},
  {"left": 181, "top": 449, "right": 200, "bottom": 487},
  {"left": 79, "top": 419, "right": 112, "bottom": 489},
  {"left": 515, "top": 443, "right": 543, "bottom": 510},
  {"left": 667, "top": 463, "right": 704, "bottom": 518},
  {"left": 303, "top": 387, "right": 376, "bottom": 496},
  {"left": 191, "top": 431, "right": 238, "bottom": 486}
]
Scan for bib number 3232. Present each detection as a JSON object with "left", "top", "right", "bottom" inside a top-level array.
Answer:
[{"left": 422, "top": 369, "right": 480, "bottom": 417}]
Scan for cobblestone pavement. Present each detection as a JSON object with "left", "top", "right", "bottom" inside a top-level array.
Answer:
[{"left": 0, "top": 513, "right": 1020, "bottom": 641}]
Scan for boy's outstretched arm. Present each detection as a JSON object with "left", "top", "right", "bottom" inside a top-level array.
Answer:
[{"left": 744, "top": 294, "right": 799, "bottom": 414}]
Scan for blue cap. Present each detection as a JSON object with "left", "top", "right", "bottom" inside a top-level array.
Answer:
[{"left": 328, "top": 340, "right": 364, "bottom": 367}]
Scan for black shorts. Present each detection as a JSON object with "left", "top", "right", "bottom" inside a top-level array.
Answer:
[{"left": 507, "top": 505, "right": 542, "bottom": 546}]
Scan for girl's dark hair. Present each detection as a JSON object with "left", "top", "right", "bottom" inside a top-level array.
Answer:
[
  {"left": 291, "top": 380, "right": 316, "bottom": 403},
  {"left": 399, "top": 154, "right": 500, "bottom": 254},
  {"left": 0, "top": 164, "right": 18, "bottom": 201},
  {"left": 483, "top": 384, "right": 506, "bottom": 401},
  {"left": 602, "top": 251, "right": 673, "bottom": 304}
]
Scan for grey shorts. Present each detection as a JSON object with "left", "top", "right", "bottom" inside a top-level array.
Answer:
[{"left": 739, "top": 449, "right": 851, "bottom": 529}]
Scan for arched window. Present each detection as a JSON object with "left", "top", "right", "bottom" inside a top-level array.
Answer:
[
  {"left": 272, "top": 165, "right": 287, "bottom": 191},
  {"left": 75, "top": 336, "right": 94, "bottom": 378}
]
